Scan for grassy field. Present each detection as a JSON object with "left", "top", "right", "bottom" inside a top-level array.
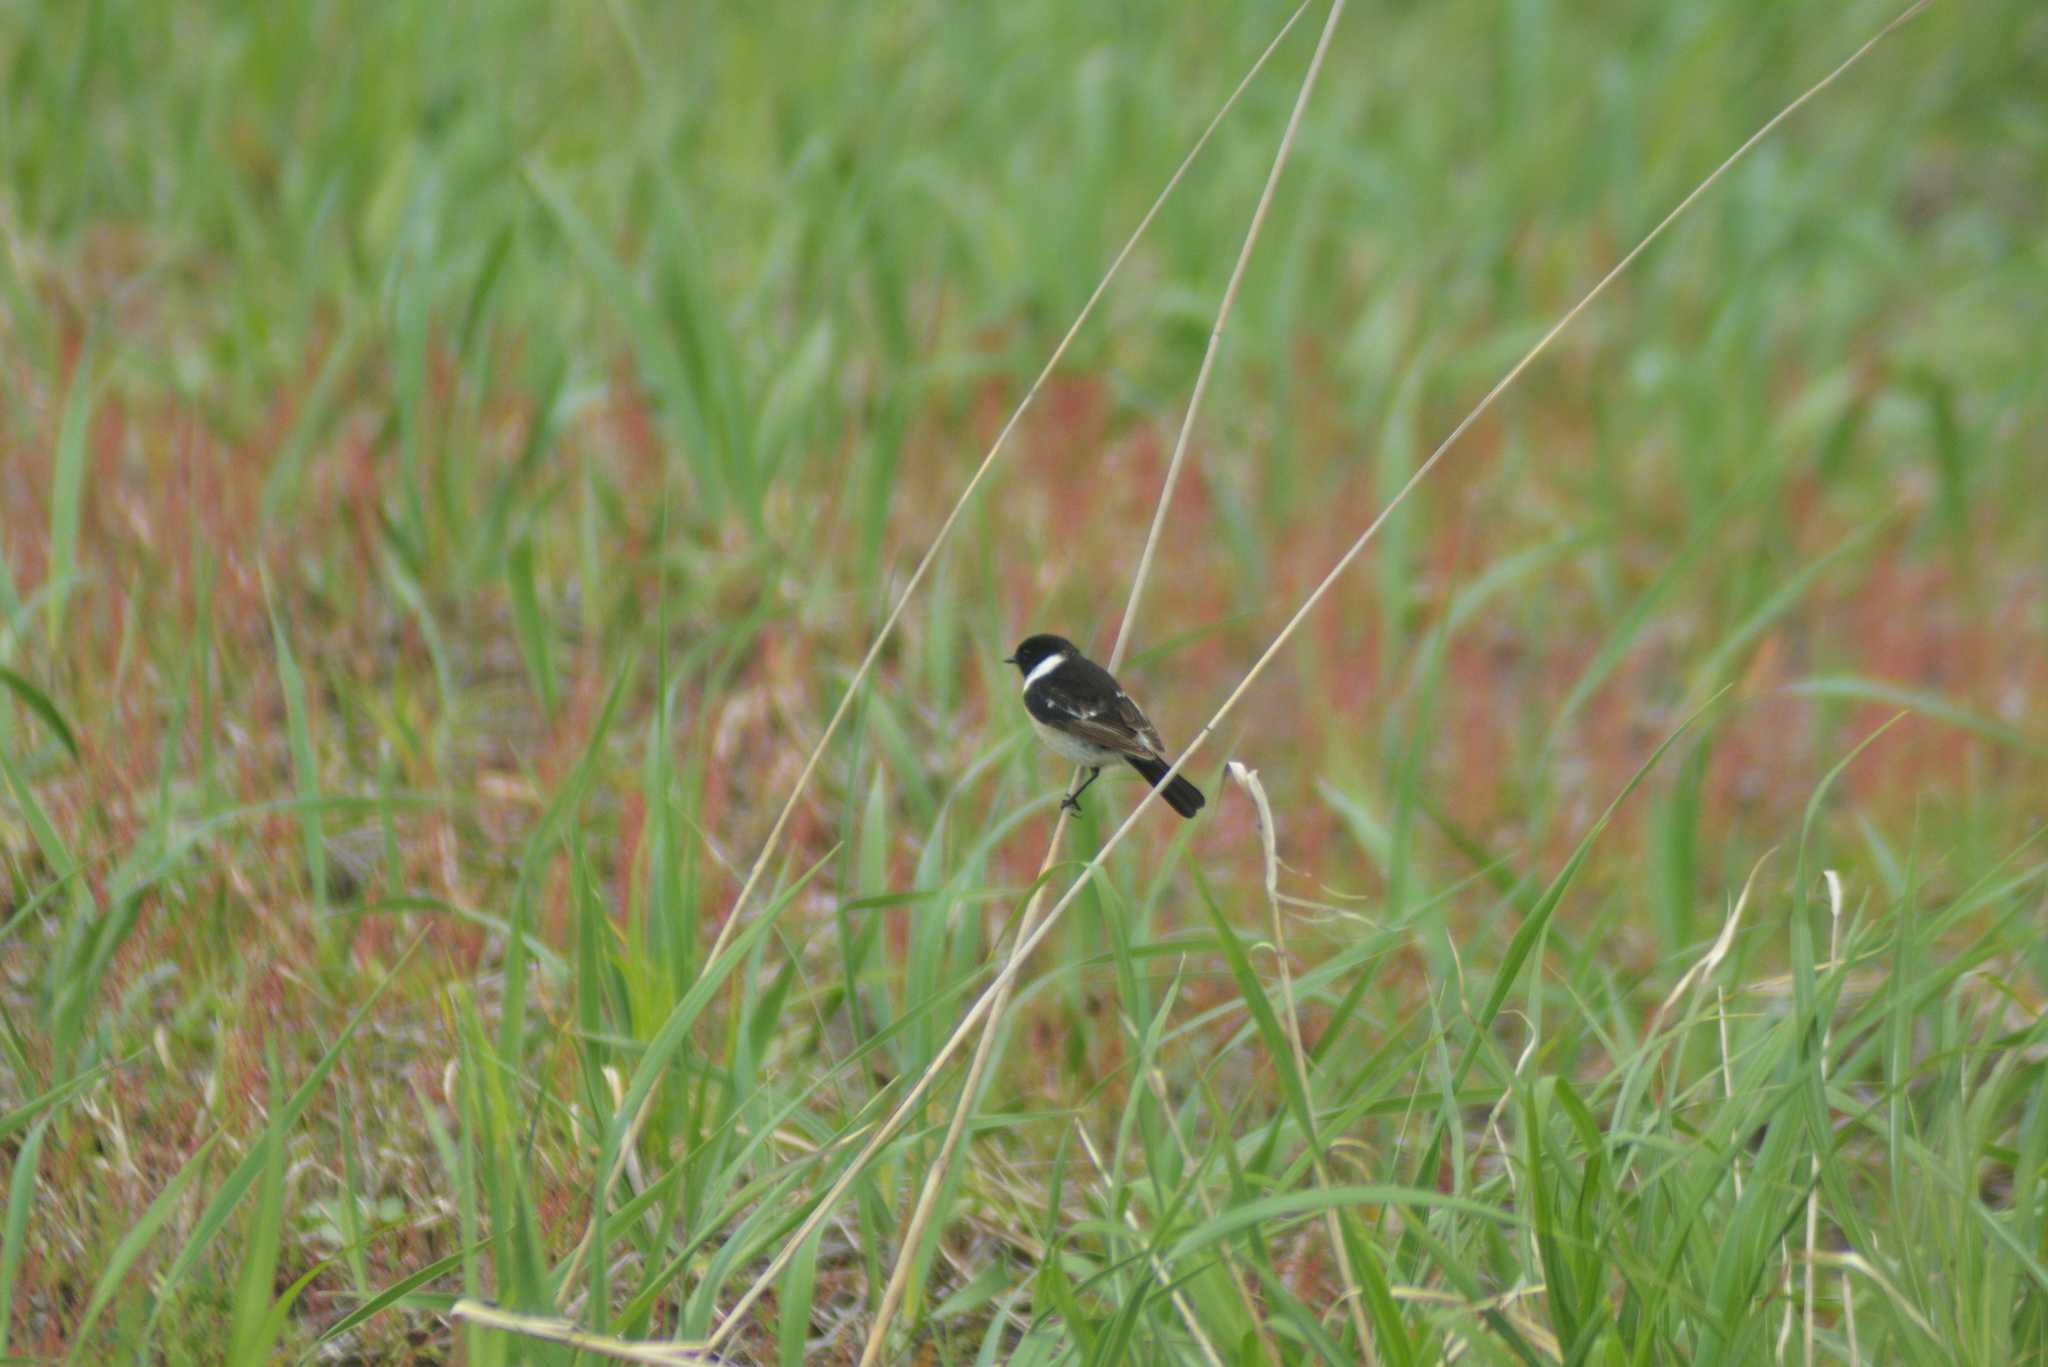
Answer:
[{"left": 3, "top": 0, "right": 2046, "bottom": 1361}]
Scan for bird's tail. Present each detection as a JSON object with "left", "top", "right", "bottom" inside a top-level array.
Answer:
[{"left": 1125, "top": 754, "right": 1205, "bottom": 819}]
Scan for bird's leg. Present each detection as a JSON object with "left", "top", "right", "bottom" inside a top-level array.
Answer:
[{"left": 1060, "top": 767, "right": 1102, "bottom": 814}]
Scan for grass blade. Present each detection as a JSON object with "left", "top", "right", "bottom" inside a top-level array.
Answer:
[
  {"left": 227, "top": 1041, "right": 290, "bottom": 1364},
  {"left": 0, "top": 1117, "right": 50, "bottom": 1358},
  {"left": 0, "top": 665, "right": 79, "bottom": 759}
]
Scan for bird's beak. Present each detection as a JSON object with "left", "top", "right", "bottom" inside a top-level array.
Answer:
[{"left": 1002, "top": 655, "right": 1017, "bottom": 665}]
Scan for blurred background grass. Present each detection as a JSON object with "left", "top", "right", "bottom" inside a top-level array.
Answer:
[{"left": 1, "top": 0, "right": 2044, "bottom": 1361}]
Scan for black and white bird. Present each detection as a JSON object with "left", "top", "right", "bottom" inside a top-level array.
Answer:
[{"left": 1004, "top": 633, "right": 1205, "bottom": 819}]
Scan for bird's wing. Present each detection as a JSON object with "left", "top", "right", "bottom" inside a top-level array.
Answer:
[
  {"left": 1109, "top": 690, "right": 1169, "bottom": 758},
  {"left": 1026, "top": 675, "right": 1168, "bottom": 760}
]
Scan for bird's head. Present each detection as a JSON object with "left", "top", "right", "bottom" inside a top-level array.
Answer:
[{"left": 1004, "top": 633, "right": 1076, "bottom": 677}]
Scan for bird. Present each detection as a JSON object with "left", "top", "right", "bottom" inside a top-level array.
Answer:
[{"left": 1003, "top": 633, "right": 1205, "bottom": 819}]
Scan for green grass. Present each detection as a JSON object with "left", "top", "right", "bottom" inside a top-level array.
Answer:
[{"left": 2, "top": 0, "right": 2046, "bottom": 1361}]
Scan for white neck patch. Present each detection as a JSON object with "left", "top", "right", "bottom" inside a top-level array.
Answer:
[{"left": 1022, "top": 653, "right": 1067, "bottom": 688}]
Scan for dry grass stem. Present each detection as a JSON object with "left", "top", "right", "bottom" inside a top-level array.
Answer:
[
  {"left": 1233, "top": 759, "right": 1378, "bottom": 1360},
  {"left": 449, "top": 1300, "right": 718, "bottom": 1364},
  {"left": 1652, "top": 850, "right": 1772, "bottom": 1030}
]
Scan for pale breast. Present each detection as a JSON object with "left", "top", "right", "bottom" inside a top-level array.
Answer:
[{"left": 1031, "top": 716, "right": 1121, "bottom": 765}]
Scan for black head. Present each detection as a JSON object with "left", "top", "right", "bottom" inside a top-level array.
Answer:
[{"left": 1004, "top": 633, "right": 1077, "bottom": 676}]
